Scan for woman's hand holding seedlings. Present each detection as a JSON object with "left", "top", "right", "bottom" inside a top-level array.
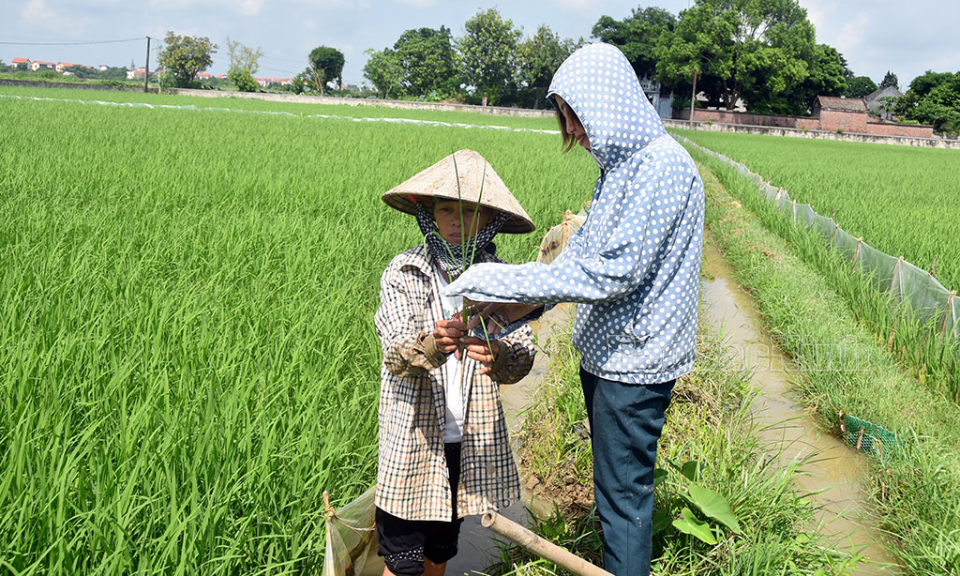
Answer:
[
  {"left": 461, "top": 338, "right": 499, "bottom": 374},
  {"left": 434, "top": 319, "right": 468, "bottom": 353},
  {"left": 434, "top": 319, "right": 499, "bottom": 373}
]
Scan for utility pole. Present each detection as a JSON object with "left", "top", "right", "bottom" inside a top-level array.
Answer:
[
  {"left": 689, "top": 68, "right": 698, "bottom": 123},
  {"left": 144, "top": 36, "right": 151, "bottom": 93}
]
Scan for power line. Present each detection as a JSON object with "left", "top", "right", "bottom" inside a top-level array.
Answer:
[{"left": 0, "top": 37, "right": 143, "bottom": 46}]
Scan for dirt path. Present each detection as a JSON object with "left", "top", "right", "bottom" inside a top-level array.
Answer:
[{"left": 700, "top": 236, "right": 901, "bottom": 575}]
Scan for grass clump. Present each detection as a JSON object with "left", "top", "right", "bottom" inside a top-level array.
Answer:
[
  {"left": 672, "top": 132, "right": 960, "bottom": 404},
  {"left": 690, "top": 152, "right": 960, "bottom": 575},
  {"left": 487, "top": 306, "right": 862, "bottom": 575}
]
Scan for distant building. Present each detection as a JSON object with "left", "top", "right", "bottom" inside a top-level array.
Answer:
[
  {"left": 639, "top": 77, "right": 673, "bottom": 119},
  {"left": 30, "top": 61, "right": 55, "bottom": 71},
  {"left": 864, "top": 86, "right": 903, "bottom": 121},
  {"left": 254, "top": 77, "right": 292, "bottom": 87},
  {"left": 55, "top": 62, "right": 77, "bottom": 73},
  {"left": 12, "top": 57, "right": 30, "bottom": 69},
  {"left": 675, "top": 94, "right": 933, "bottom": 138}
]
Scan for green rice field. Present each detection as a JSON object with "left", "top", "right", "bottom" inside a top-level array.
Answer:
[
  {"left": 0, "top": 85, "right": 558, "bottom": 130},
  {"left": 0, "top": 87, "right": 593, "bottom": 573},
  {"left": 671, "top": 129, "right": 960, "bottom": 291}
]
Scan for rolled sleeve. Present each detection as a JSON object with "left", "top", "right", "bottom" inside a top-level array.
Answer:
[
  {"left": 486, "top": 325, "right": 536, "bottom": 385},
  {"left": 374, "top": 266, "right": 447, "bottom": 378}
]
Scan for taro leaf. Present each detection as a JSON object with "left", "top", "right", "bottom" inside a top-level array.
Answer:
[
  {"left": 672, "top": 507, "right": 717, "bottom": 545},
  {"left": 652, "top": 509, "right": 672, "bottom": 536},
  {"left": 681, "top": 461, "right": 700, "bottom": 482},
  {"left": 687, "top": 483, "right": 743, "bottom": 535},
  {"left": 653, "top": 468, "right": 668, "bottom": 487}
]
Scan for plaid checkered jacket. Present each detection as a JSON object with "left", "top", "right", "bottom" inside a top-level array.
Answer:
[{"left": 374, "top": 244, "right": 535, "bottom": 522}]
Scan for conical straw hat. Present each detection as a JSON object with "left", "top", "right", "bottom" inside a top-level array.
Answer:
[{"left": 382, "top": 149, "right": 535, "bottom": 234}]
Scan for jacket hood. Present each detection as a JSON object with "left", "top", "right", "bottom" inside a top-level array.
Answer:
[{"left": 548, "top": 43, "right": 666, "bottom": 171}]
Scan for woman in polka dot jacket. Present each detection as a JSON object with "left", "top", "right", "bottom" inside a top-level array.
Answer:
[{"left": 444, "top": 43, "right": 704, "bottom": 576}]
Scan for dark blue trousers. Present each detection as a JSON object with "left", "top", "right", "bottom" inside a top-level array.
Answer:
[{"left": 580, "top": 367, "right": 674, "bottom": 576}]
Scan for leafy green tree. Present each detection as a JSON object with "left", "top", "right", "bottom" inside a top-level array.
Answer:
[
  {"left": 363, "top": 48, "right": 402, "bottom": 99},
  {"left": 290, "top": 71, "right": 308, "bottom": 95},
  {"left": 655, "top": 0, "right": 816, "bottom": 111},
  {"left": 744, "top": 43, "right": 846, "bottom": 115},
  {"left": 517, "top": 25, "right": 580, "bottom": 108},
  {"left": 225, "top": 36, "right": 263, "bottom": 93},
  {"left": 158, "top": 32, "right": 217, "bottom": 88},
  {"left": 307, "top": 46, "right": 345, "bottom": 95},
  {"left": 392, "top": 27, "right": 457, "bottom": 97},
  {"left": 905, "top": 70, "right": 951, "bottom": 97},
  {"left": 63, "top": 64, "right": 97, "bottom": 79},
  {"left": 896, "top": 70, "right": 960, "bottom": 134},
  {"left": 592, "top": 7, "right": 676, "bottom": 79},
  {"left": 845, "top": 75, "right": 878, "bottom": 98},
  {"left": 879, "top": 70, "right": 899, "bottom": 90},
  {"left": 457, "top": 8, "right": 522, "bottom": 105}
]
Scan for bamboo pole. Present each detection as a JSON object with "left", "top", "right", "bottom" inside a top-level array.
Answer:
[{"left": 481, "top": 512, "right": 613, "bottom": 576}]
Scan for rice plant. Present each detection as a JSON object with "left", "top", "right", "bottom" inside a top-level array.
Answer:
[
  {"left": 0, "top": 96, "right": 595, "bottom": 574},
  {"left": 672, "top": 129, "right": 960, "bottom": 292}
]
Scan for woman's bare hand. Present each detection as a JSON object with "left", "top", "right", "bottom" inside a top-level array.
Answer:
[
  {"left": 434, "top": 319, "right": 467, "bottom": 353},
  {"left": 461, "top": 337, "right": 499, "bottom": 374}
]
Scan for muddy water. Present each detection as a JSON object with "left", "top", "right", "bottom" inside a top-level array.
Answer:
[
  {"left": 360, "top": 306, "right": 573, "bottom": 576},
  {"left": 699, "top": 239, "right": 900, "bottom": 575}
]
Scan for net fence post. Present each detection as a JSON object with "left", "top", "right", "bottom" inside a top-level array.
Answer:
[
  {"left": 941, "top": 291, "right": 957, "bottom": 338},
  {"left": 890, "top": 256, "right": 904, "bottom": 300},
  {"left": 850, "top": 237, "right": 864, "bottom": 274}
]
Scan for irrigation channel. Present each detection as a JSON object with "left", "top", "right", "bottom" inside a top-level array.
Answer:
[{"left": 699, "top": 236, "right": 901, "bottom": 575}]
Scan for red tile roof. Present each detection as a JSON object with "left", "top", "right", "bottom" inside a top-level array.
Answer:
[{"left": 12, "top": 57, "right": 29, "bottom": 64}]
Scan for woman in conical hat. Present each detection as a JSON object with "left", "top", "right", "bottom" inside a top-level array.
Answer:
[
  {"left": 373, "top": 150, "right": 536, "bottom": 576},
  {"left": 443, "top": 44, "right": 706, "bottom": 576}
]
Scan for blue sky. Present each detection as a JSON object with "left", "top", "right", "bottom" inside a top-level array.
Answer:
[{"left": 2, "top": 0, "right": 957, "bottom": 90}]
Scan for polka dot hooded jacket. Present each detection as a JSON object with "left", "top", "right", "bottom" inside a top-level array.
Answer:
[{"left": 444, "top": 43, "right": 705, "bottom": 384}]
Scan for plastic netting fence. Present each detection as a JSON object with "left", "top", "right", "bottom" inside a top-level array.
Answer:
[
  {"left": 676, "top": 135, "right": 960, "bottom": 341},
  {"left": 839, "top": 412, "right": 902, "bottom": 458}
]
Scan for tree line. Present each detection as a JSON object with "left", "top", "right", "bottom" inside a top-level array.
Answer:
[{"left": 49, "top": 0, "right": 955, "bottom": 133}]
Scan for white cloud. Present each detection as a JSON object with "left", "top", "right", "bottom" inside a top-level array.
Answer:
[
  {"left": 555, "top": 0, "right": 593, "bottom": 11},
  {"left": 836, "top": 12, "right": 868, "bottom": 54},
  {"left": 392, "top": 0, "right": 437, "bottom": 6},
  {"left": 799, "top": 0, "right": 834, "bottom": 36},
  {"left": 237, "top": 0, "right": 265, "bottom": 16},
  {"left": 21, "top": 0, "right": 90, "bottom": 34}
]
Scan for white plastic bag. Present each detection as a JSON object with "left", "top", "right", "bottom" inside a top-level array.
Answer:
[{"left": 323, "top": 487, "right": 378, "bottom": 576}]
